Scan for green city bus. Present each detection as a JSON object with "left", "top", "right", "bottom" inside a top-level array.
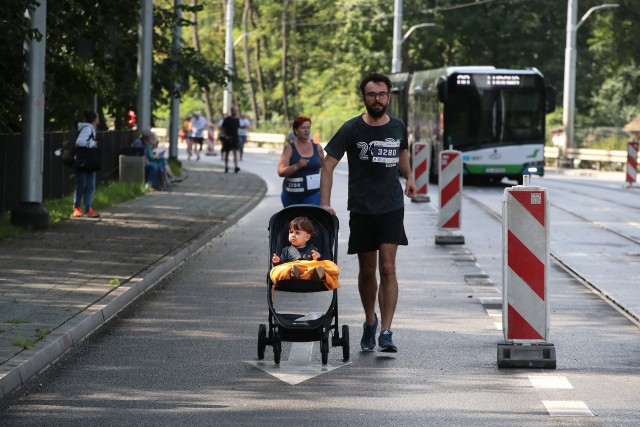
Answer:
[{"left": 390, "top": 67, "right": 555, "bottom": 184}]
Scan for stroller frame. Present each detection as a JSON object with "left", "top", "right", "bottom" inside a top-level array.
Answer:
[{"left": 258, "top": 205, "right": 349, "bottom": 364}]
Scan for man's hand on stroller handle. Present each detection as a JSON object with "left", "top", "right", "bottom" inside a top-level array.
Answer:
[{"left": 321, "top": 204, "right": 335, "bottom": 216}]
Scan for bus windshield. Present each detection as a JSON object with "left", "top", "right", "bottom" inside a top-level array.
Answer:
[{"left": 446, "top": 87, "right": 544, "bottom": 148}]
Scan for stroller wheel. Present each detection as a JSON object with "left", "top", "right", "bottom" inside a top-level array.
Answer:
[
  {"left": 257, "top": 324, "right": 267, "bottom": 360},
  {"left": 342, "top": 324, "right": 350, "bottom": 361},
  {"left": 273, "top": 338, "right": 282, "bottom": 364},
  {"left": 320, "top": 337, "right": 329, "bottom": 365}
]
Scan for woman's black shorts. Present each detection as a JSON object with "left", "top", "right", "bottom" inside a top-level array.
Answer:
[{"left": 347, "top": 207, "right": 408, "bottom": 254}]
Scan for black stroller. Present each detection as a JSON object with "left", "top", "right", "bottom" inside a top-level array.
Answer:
[{"left": 258, "top": 205, "right": 350, "bottom": 364}]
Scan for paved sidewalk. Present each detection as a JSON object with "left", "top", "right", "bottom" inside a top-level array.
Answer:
[{"left": 0, "top": 162, "right": 266, "bottom": 399}]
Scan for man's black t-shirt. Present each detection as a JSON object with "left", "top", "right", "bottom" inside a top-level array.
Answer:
[
  {"left": 324, "top": 115, "right": 408, "bottom": 214},
  {"left": 221, "top": 116, "right": 240, "bottom": 143}
]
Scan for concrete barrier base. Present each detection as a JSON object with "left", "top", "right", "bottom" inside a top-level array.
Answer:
[
  {"left": 435, "top": 230, "right": 465, "bottom": 245},
  {"left": 497, "top": 342, "right": 556, "bottom": 369},
  {"left": 411, "top": 195, "right": 431, "bottom": 203}
]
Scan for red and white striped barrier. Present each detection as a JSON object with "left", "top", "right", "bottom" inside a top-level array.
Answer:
[
  {"left": 411, "top": 142, "right": 430, "bottom": 203},
  {"left": 438, "top": 149, "right": 462, "bottom": 229},
  {"left": 435, "top": 148, "right": 464, "bottom": 244},
  {"left": 498, "top": 175, "right": 555, "bottom": 368},
  {"left": 205, "top": 124, "right": 217, "bottom": 156},
  {"left": 626, "top": 142, "right": 638, "bottom": 187}
]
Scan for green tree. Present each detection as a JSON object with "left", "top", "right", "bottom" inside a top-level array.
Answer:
[
  {"left": 0, "top": 0, "right": 228, "bottom": 132},
  {"left": 171, "top": 0, "right": 640, "bottom": 138}
]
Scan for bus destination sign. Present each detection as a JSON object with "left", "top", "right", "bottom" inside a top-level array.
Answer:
[{"left": 454, "top": 74, "right": 537, "bottom": 88}]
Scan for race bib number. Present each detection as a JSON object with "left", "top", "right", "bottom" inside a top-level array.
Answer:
[
  {"left": 371, "top": 139, "right": 400, "bottom": 166},
  {"left": 284, "top": 177, "right": 305, "bottom": 193},
  {"left": 306, "top": 173, "right": 320, "bottom": 190}
]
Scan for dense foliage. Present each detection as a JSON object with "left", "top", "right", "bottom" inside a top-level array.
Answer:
[
  {"left": 1, "top": 0, "right": 638, "bottom": 140},
  {"left": 0, "top": 0, "right": 227, "bottom": 132}
]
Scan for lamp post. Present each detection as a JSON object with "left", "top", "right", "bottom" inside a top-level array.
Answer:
[
  {"left": 561, "top": 1, "right": 618, "bottom": 165},
  {"left": 391, "top": 22, "right": 435, "bottom": 74},
  {"left": 391, "top": 0, "right": 403, "bottom": 73},
  {"left": 223, "top": 0, "right": 234, "bottom": 115},
  {"left": 391, "top": 0, "right": 435, "bottom": 73}
]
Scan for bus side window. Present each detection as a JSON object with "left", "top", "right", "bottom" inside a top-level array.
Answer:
[
  {"left": 437, "top": 80, "right": 447, "bottom": 103},
  {"left": 546, "top": 86, "right": 556, "bottom": 113}
]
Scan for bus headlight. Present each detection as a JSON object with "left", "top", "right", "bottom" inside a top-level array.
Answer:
[{"left": 522, "top": 161, "right": 544, "bottom": 176}]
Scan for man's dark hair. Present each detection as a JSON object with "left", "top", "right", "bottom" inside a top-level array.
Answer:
[{"left": 359, "top": 72, "right": 392, "bottom": 96}]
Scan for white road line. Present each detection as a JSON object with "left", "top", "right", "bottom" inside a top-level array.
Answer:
[
  {"left": 543, "top": 400, "right": 594, "bottom": 417},
  {"left": 529, "top": 375, "right": 573, "bottom": 389}
]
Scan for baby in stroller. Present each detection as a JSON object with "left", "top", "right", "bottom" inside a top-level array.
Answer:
[{"left": 270, "top": 216, "right": 340, "bottom": 290}]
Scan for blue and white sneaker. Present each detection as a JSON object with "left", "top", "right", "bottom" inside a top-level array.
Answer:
[
  {"left": 360, "top": 314, "right": 379, "bottom": 351},
  {"left": 378, "top": 329, "right": 398, "bottom": 353}
]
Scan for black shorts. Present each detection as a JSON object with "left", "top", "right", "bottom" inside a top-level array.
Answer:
[
  {"left": 348, "top": 207, "right": 408, "bottom": 254},
  {"left": 220, "top": 137, "right": 238, "bottom": 153}
]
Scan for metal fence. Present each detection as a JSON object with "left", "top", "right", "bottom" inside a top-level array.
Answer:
[{"left": 0, "top": 130, "right": 136, "bottom": 215}]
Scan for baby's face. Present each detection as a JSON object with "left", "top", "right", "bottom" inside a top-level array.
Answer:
[{"left": 289, "top": 228, "right": 311, "bottom": 247}]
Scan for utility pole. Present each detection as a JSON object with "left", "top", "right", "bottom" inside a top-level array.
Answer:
[
  {"left": 391, "top": 0, "right": 402, "bottom": 73},
  {"left": 137, "top": 0, "right": 153, "bottom": 131},
  {"left": 169, "top": 0, "right": 182, "bottom": 161},
  {"left": 223, "top": 0, "right": 234, "bottom": 115},
  {"left": 12, "top": 1, "right": 49, "bottom": 229},
  {"left": 561, "top": 0, "right": 578, "bottom": 167},
  {"left": 562, "top": 0, "right": 619, "bottom": 166}
]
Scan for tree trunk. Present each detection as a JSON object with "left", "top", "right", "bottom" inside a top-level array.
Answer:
[
  {"left": 281, "top": 0, "right": 290, "bottom": 126},
  {"left": 192, "top": 0, "right": 213, "bottom": 126},
  {"left": 251, "top": 1, "right": 267, "bottom": 123},
  {"left": 243, "top": 0, "right": 258, "bottom": 126}
]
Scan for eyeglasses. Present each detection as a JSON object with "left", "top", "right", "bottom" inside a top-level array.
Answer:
[{"left": 364, "top": 92, "right": 389, "bottom": 100}]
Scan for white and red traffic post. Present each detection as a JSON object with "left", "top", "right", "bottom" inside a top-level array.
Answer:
[
  {"left": 435, "top": 148, "right": 464, "bottom": 245},
  {"left": 411, "top": 141, "right": 430, "bottom": 203},
  {"left": 498, "top": 175, "right": 555, "bottom": 368},
  {"left": 205, "top": 124, "right": 217, "bottom": 156},
  {"left": 626, "top": 141, "right": 638, "bottom": 188}
]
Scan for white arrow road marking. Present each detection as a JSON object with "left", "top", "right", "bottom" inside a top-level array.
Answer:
[
  {"left": 247, "top": 342, "right": 351, "bottom": 385},
  {"left": 288, "top": 341, "right": 313, "bottom": 363}
]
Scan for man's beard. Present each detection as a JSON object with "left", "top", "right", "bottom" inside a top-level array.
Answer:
[{"left": 365, "top": 102, "right": 387, "bottom": 118}]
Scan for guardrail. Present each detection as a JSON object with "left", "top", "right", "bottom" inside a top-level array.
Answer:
[
  {"left": 152, "top": 128, "right": 628, "bottom": 169},
  {"left": 544, "top": 146, "right": 627, "bottom": 170},
  {"left": 154, "top": 128, "right": 287, "bottom": 148},
  {"left": 246, "top": 132, "right": 286, "bottom": 147}
]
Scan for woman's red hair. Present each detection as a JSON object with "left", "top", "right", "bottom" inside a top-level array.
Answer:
[{"left": 292, "top": 116, "right": 311, "bottom": 131}]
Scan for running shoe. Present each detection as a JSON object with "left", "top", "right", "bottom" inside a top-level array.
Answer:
[
  {"left": 378, "top": 329, "right": 398, "bottom": 353},
  {"left": 86, "top": 208, "right": 100, "bottom": 218},
  {"left": 72, "top": 207, "right": 83, "bottom": 218},
  {"left": 360, "top": 314, "right": 379, "bottom": 351}
]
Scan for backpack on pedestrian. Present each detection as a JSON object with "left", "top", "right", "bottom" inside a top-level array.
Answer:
[{"left": 61, "top": 125, "right": 91, "bottom": 166}]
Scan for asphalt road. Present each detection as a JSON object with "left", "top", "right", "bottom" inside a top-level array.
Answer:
[{"left": 2, "top": 150, "right": 640, "bottom": 426}]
